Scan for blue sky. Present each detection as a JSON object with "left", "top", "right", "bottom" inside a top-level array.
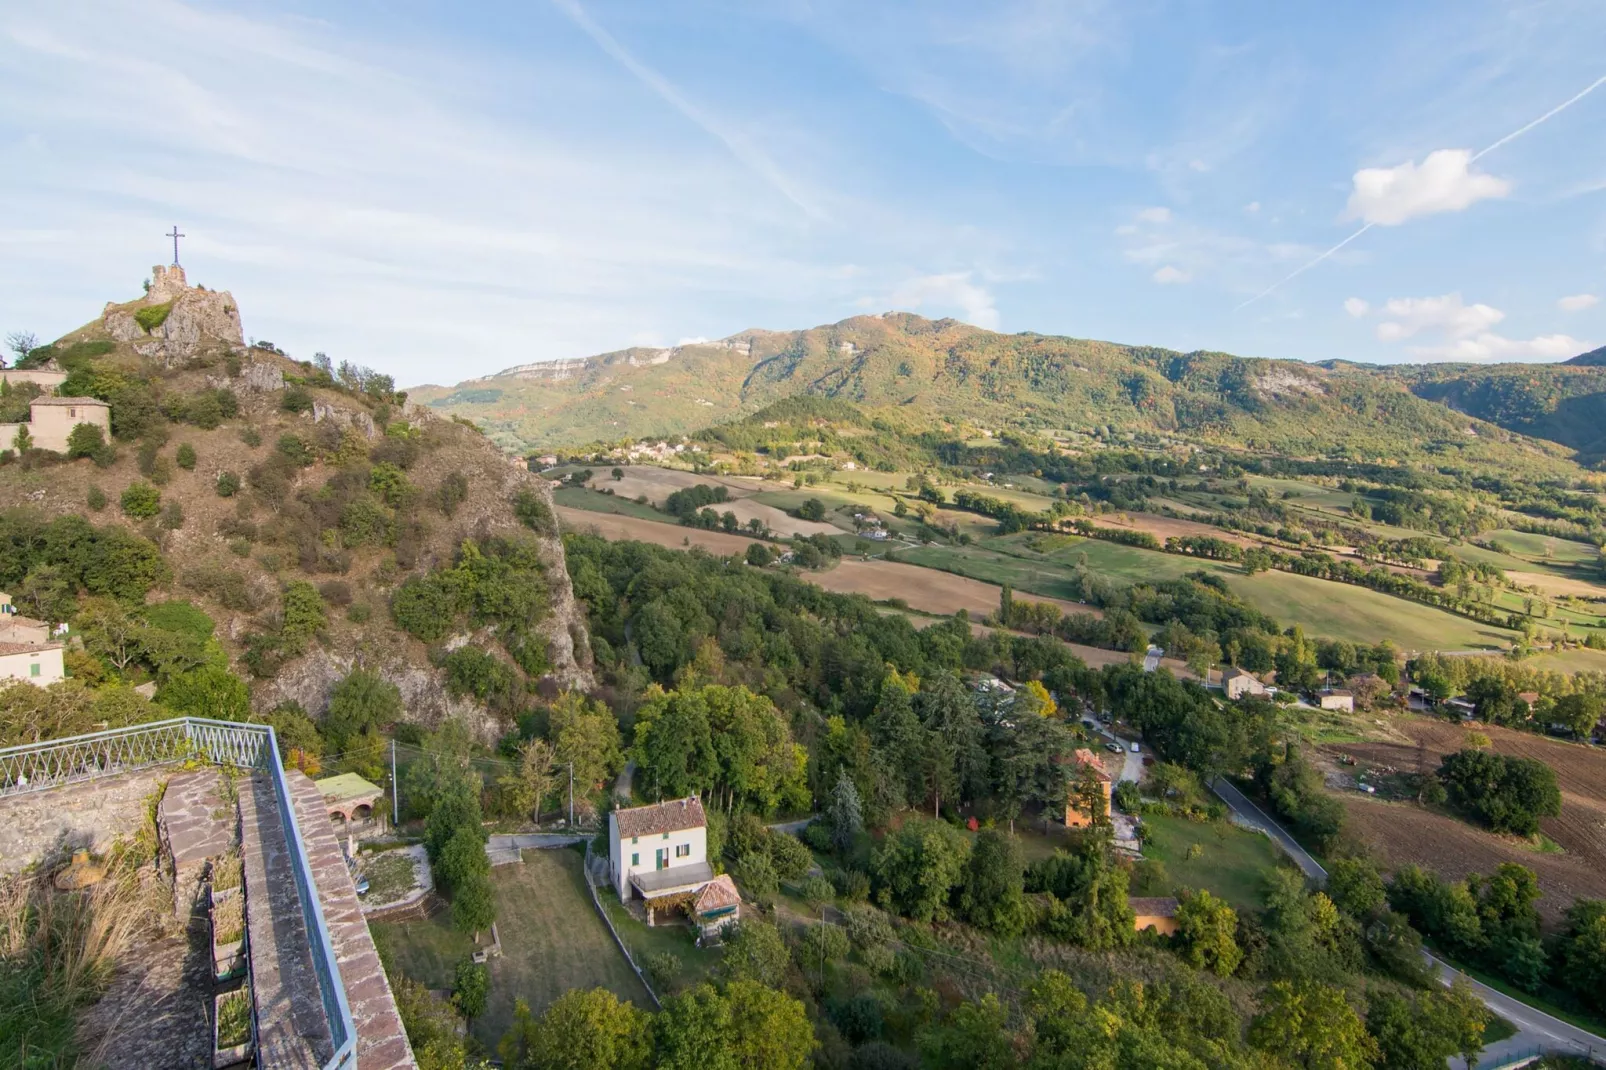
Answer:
[{"left": 2, "top": 0, "right": 1603, "bottom": 386}]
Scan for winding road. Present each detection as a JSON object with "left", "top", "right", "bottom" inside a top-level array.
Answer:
[{"left": 1210, "top": 778, "right": 1606, "bottom": 1067}]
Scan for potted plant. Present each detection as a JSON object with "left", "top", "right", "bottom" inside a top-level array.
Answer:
[
  {"left": 213, "top": 987, "right": 253, "bottom": 1069},
  {"left": 210, "top": 855, "right": 246, "bottom": 982}
]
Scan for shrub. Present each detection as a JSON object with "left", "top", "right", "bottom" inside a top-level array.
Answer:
[
  {"left": 735, "top": 852, "right": 778, "bottom": 903},
  {"left": 120, "top": 481, "right": 161, "bottom": 519},
  {"left": 799, "top": 874, "right": 835, "bottom": 907},
  {"left": 513, "top": 488, "right": 555, "bottom": 535},
  {"left": 767, "top": 832, "right": 813, "bottom": 881},
  {"left": 801, "top": 820, "right": 833, "bottom": 853},
  {"left": 66, "top": 423, "right": 108, "bottom": 461},
  {"left": 745, "top": 543, "right": 773, "bottom": 567},
  {"left": 799, "top": 922, "right": 850, "bottom": 966},
  {"left": 643, "top": 951, "right": 682, "bottom": 991},
  {"left": 281, "top": 385, "right": 314, "bottom": 414},
  {"left": 175, "top": 443, "right": 196, "bottom": 470},
  {"left": 216, "top": 471, "right": 241, "bottom": 497},
  {"left": 239, "top": 426, "right": 262, "bottom": 447},
  {"left": 159, "top": 500, "right": 184, "bottom": 530},
  {"left": 436, "top": 471, "right": 469, "bottom": 517},
  {"left": 317, "top": 580, "right": 353, "bottom": 607},
  {"left": 133, "top": 301, "right": 174, "bottom": 332},
  {"left": 86, "top": 485, "right": 107, "bottom": 511},
  {"left": 182, "top": 389, "right": 238, "bottom": 429},
  {"left": 276, "top": 434, "right": 314, "bottom": 467}
]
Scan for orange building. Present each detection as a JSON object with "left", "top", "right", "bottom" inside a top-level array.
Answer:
[
  {"left": 1130, "top": 897, "right": 1180, "bottom": 935},
  {"left": 1063, "top": 747, "right": 1113, "bottom": 828}
]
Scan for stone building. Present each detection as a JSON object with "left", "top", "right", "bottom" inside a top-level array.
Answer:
[
  {"left": 1063, "top": 748, "right": 1113, "bottom": 828},
  {"left": 0, "top": 396, "right": 110, "bottom": 454},
  {"left": 0, "top": 364, "right": 67, "bottom": 391},
  {"left": 1222, "top": 667, "right": 1267, "bottom": 700}
]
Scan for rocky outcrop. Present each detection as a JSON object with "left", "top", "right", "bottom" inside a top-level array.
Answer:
[
  {"left": 209, "top": 360, "right": 285, "bottom": 394},
  {"left": 312, "top": 400, "right": 376, "bottom": 438},
  {"left": 102, "top": 264, "right": 245, "bottom": 365}
]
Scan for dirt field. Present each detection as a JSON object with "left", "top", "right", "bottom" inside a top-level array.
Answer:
[
  {"left": 1505, "top": 569, "right": 1606, "bottom": 600},
  {"left": 1321, "top": 717, "right": 1606, "bottom": 923},
  {"left": 558, "top": 507, "right": 1098, "bottom": 626},
  {"left": 597, "top": 467, "right": 837, "bottom": 537}
]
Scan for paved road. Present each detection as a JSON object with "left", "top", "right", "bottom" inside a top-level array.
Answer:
[
  {"left": 1210, "top": 778, "right": 1606, "bottom": 1065},
  {"left": 485, "top": 832, "right": 588, "bottom": 866},
  {"left": 767, "top": 816, "right": 817, "bottom": 835},
  {"left": 1089, "top": 724, "right": 1144, "bottom": 783},
  {"left": 1142, "top": 645, "right": 1164, "bottom": 672}
]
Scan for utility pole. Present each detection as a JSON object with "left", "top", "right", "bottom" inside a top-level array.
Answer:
[
  {"left": 391, "top": 739, "right": 399, "bottom": 826},
  {"left": 568, "top": 761, "right": 574, "bottom": 827}
]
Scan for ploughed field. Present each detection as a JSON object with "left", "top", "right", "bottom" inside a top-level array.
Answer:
[{"left": 1320, "top": 717, "right": 1606, "bottom": 923}]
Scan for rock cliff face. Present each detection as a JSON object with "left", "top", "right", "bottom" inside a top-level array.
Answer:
[{"left": 102, "top": 264, "right": 245, "bottom": 364}]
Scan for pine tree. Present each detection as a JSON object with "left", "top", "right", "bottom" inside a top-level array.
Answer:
[{"left": 827, "top": 770, "right": 862, "bottom": 854}]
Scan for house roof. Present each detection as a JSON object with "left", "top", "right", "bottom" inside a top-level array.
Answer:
[
  {"left": 315, "top": 772, "right": 384, "bottom": 805},
  {"left": 1321, "top": 689, "right": 1353, "bottom": 698},
  {"left": 1065, "top": 748, "right": 1111, "bottom": 782},
  {"left": 694, "top": 874, "right": 741, "bottom": 914},
  {"left": 0, "top": 615, "right": 47, "bottom": 629},
  {"left": 1222, "top": 667, "right": 1255, "bottom": 680},
  {"left": 615, "top": 796, "right": 707, "bottom": 839},
  {"left": 0, "top": 641, "right": 62, "bottom": 656},
  {"left": 31, "top": 396, "right": 108, "bottom": 407},
  {"left": 1128, "top": 897, "right": 1179, "bottom": 918}
]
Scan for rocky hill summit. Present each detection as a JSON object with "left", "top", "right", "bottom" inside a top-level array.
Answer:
[
  {"left": 101, "top": 263, "right": 245, "bottom": 365},
  {"left": 2, "top": 267, "right": 592, "bottom": 743}
]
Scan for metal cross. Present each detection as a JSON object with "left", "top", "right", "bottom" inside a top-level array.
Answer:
[{"left": 167, "top": 225, "right": 185, "bottom": 265}]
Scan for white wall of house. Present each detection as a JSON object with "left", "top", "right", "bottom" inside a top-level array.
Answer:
[
  {"left": 609, "top": 815, "right": 708, "bottom": 899},
  {"left": 0, "top": 645, "right": 64, "bottom": 687}
]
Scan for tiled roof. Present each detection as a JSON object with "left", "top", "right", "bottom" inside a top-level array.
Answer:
[
  {"left": 1128, "top": 897, "right": 1179, "bottom": 917},
  {"left": 0, "top": 641, "right": 62, "bottom": 656},
  {"left": 693, "top": 874, "right": 741, "bottom": 914},
  {"left": 0, "top": 615, "right": 47, "bottom": 629},
  {"left": 615, "top": 796, "right": 706, "bottom": 839},
  {"left": 31, "top": 396, "right": 108, "bottom": 406},
  {"left": 1072, "top": 747, "right": 1111, "bottom": 782}
]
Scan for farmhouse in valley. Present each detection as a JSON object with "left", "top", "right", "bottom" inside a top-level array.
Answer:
[
  {"left": 609, "top": 796, "right": 738, "bottom": 929},
  {"left": 1062, "top": 748, "right": 1113, "bottom": 828},
  {"left": 1222, "top": 667, "right": 1267, "bottom": 700},
  {"left": 1318, "top": 689, "right": 1355, "bottom": 712},
  {"left": 0, "top": 592, "right": 64, "bottom": 687}
]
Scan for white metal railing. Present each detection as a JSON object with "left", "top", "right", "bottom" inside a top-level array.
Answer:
[{"left": 0, "top": 718, "right": 356, "bottom": 1070}]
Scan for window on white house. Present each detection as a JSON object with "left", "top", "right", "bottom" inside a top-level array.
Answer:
[
  {"left": 675, "top": 844, "right": 690, "bottom": 858},
  {"left": 631, "top": 853, "right": 638, "bottom": 866}
]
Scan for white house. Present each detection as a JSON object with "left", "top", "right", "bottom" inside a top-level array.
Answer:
[
  {"left": 609, "top": 796, "right": 715, "bottom": 925},
  {"left": 0, "top": 641, "right": 65, "bottom": 687}
]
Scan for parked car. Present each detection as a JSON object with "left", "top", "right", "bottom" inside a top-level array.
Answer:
[
  {"left": 1130, "top": 742, "right": 1140, "bottom": 754},
  {"left": 1105, "top": 742, "right": 1123, "bottom": 754}
]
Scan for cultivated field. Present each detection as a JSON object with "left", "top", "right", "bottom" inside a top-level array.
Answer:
[
  {"left": 557, "top": 506, "right": 762, "bottom": 555},
  {"left": 372, "top": 848, "right": 648, "bottom": 1046},
  {"left": 1320, "top": 718, "right": 1606, "bottom": 922},
  {"left": 812, "top": 558, "right": 1092, "bottom": 620},
  {"left": 575, "top": 467, "right": 840, "bottom": 537}
]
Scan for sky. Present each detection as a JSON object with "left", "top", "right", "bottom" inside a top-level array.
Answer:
[{"left": 2, "top": 0, "right": 1604, "bottom": 387}]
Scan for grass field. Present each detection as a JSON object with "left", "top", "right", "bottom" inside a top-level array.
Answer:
[
  {"left": 372, "top": 847, "right": 649, "bottom": 1047},
  {"left": 554, "top": 485, "right": 672, "bottom": 521},
  {"left": 600, "top": 893, "right": 721, "bottom": 997},
  {"left": 1138, "top": 813, "right": 1287, "bottom": 911}
]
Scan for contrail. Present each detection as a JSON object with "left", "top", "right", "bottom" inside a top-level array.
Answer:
[
  {"left": 551, "top": 0, "right": 827, "bottom": 221},
  {"left": 1236, "top": 72, "right": 1606, "bottom": 311}
]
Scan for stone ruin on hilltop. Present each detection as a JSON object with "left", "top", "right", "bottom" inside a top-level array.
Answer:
[{"left": 102, "top": 263, "right": 245, "bottom": 365}]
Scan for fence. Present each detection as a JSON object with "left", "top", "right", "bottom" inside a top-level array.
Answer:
[
  {"left": 0, "top": 718, "right": 357, "bottom": 1070},
  {"left": 582, "top": 839, "right": 661, "bottom": 1009}
]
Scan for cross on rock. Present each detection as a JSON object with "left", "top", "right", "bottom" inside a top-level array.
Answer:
[{"left": 167, "top": 225, "right": 185, "bottom": 265}]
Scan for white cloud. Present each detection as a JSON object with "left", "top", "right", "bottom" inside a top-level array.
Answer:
[
  {"left": 1344, "top": 149, "right": 1511, "bottom": 226},
  {"left": 676, "top": 336, "right": 710, "bottom": 346},
  {"left": 1343, "top": 297, "right": 1369, "bottom": 318},
  {"left": 1243, "top": 201, "right": 1260, "bottom": 214},
  {"left": 1408, "top": 333, "right": 1586, "bottom": 362},
  {"left": 1152, "top": 265, "right": 1190, "bottom": 285},
  {"left": 1373, "top": 293, "right": 1504, "bottom": 341},
  {"left": 1136, "top": 206, "right": 1171, "bottom": 224},
  {"left": 887, "top": 272, "right": 999, "bottom": 329},
  {"left": 1558, "top": 293, "right": 1599, "bottom": 312}
]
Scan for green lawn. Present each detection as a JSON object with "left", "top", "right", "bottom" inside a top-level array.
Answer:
[
  {"left": 902, "top": 534, "right": 1514, "bottom": 650},
  {"left": 599, "top": 892, "right": 721, "bottom": 997},
  {"left": 372, "top": 847, "right": 650, "bottom": 1048},
  {"left": 554, "top": 485, "right": 670, "bottom": 521},
  {"left": 1138, "top": 814, "right": 1286, "bottom": 912}
]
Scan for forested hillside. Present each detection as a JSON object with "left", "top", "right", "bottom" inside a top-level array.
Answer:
[
  {"left": 415, "top": 314, "right": 1589, "bottom": 481},
  {"left": 1, "top": 287, "right": 592, "bottom": 746}
]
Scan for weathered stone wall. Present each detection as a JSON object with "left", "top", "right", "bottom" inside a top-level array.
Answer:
[{"left": 0, "top": 769, "right": 168, "bottom": 876}]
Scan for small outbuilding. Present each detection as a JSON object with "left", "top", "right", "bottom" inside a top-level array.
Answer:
[
  {"left": 1130, "top": 897, "right": 1180, "bottom": 936},
  {"left": 692, "top": 873, "right": 743, "bottom": 940},
  {"left": 315, "top": 772, "right": 386, "bottom": 829},
  {"left": 1318, "top": 689, "right": 1355, "bottom": 712}
]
